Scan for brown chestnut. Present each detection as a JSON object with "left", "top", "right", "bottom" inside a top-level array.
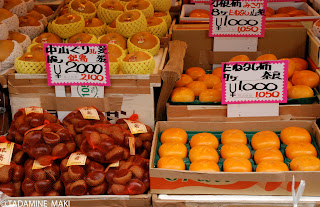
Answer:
[
  {"left": 31, "top": 144, "right": 51, "bottom": 159},
  {"left": 105, "top": 146, "right": 124, "bottom": 162},
  {"left": 53, "top": 180, "right": 64, "bottom": 193},
  {"left": 90, "top": 182, "right": 107, "bottom": 195},
  {"left": 0, "top": 183, "right": 15, "bottom": 197},
  {"left": 119, "top": 162, "right": 133, "bottom": 170},
  {"left": 87, "top": 131, "right": 101, "bottom": 146},
  {"left": 32, "top": 169, "right": 47, "bottom": 181},
  {"left": 111, "top": 184, "right": 127, "bottom": 195},
  {"left": 0, "top": 165, "right": 13, "bottom": 183},
  {"left": 56, "top": 128, "right": 72, "bottom": 142},
  {"left": 51, "top": 143, "right": 68, "bottom": 159},
  {"left": 61, "top": 172, "right": 73, "bottom": 184},
  {"left": 127, "top": 179, "right": 146, "bottom": 195},
  {"left": 29, "top": 114, "right": 44, "bottom": 128},
  {"left": 43, "top": 113, "right": 58, "bottom": 124},
  {"left": 46, "top": 190, "right": 60, "bottom": 196},
  {"left": 65, "top": 142, "right": 76, "bottom": 154},
  {"left": 34, "top": 179, "right": 52, "bottom": 194},
  {"left": 68, "top": 165, "right": 85, "bottom": 181},
  {"left": 44, "top": 165, "right": 60, "bottom": 181},
  {"left": 43, "top": 132, "right": 60, "bottom": 145},
  {"left": 60, "top": 159, "right": 69, "bottom": 172},
  {"left": 12, "top": 151, "right": 29, "bottom": 166},
  {"left": 129, "top": 165, "right": 144, "bottom": 179},
  {"left": 86, "top": 161, "right": 104, "bottom": 174},
  {"left": 138, "top": 133, "right": 153, "bottom": 142},
  {"left": 140, "top": 149, "right": 149, "bottom": 159},
  {"left": 70, "top": 180, "right": 87, "bottom": 196},
  {"left": 75, "top": 134, "right": 83, "bottom": 147},
  {"left": 113, "top": 169, "right": 132, "bottom": 185},
  {"left": 86, "top": 171, "right": 105, "bottom": 187},
  {"left": 135, "top": 138, "right": 143, "bottom": 149},
  {"left": 30, "top": 191, "right": 44, "bottom": 196},
  {"left": 22, "top": 178, "right": 35, "bottom": 195},
  {"left": 13, "top": 181, "right": 22, "bottom": 197},
  {"left": 12, "top": 164, "right": 24, "bottom": 182}
]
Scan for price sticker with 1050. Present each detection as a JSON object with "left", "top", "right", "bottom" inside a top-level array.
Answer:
[
  {"left": 221, "top": 60, "right": 288, "bottom": 104},
  {"left": 44, "top": 43, "right": 110, "bottom": 86},
  {"left": 209, "top": 0, "right": 267, "bottom": 37}
]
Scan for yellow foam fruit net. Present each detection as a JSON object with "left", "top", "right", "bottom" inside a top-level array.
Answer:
[
  {"left": 125, "top": 2, "right": 154, "bottom": 18},
  {"left": 116, "top": 10, "right": 147, "bottom": 38},
  {"left": 106, "top": 24, "right": 117, "bottom": 33},
  {"left": 97, "top": 4, "right": 124, "bottom": 24},
  {"left": 92, "top": 0, "right": 102, "bottom": 8},
  {"left": 65, "top": 34, "right": 98, "bottom": 43},
  {"left": 127, "top": 35, "right": 160, "bottom": 56},
  {"left": 108, "top": 43, "right": 126, "bottom": 74},
  {"left": 149, "top": 0, "right": 171, "bottom": 12},
  {"left": 119, "top": 1, "right": 129, "bottom": 7},
  {"left": 14, "top": 58, "right": 46, "bottom": 74},
  {"left": 160, "top": 11, "right": 172, "bottom": 28},
  {"left": 120, "top": 51, "right": 155, "bottom": 74},
  {"left": 27, "top": 43, "right": 42, "bottom": 52},
  {"left": 147, "top": 18, "right": 167, "bottom": 37},
  {"left": 50, "top": 16, "right": 85, "bottom": 39},
  {"left": 68, "top": 0, "right": 97, "bottom": 20},
  {"left": 84, "top": 24, "right": 106, "bottom": 37}
]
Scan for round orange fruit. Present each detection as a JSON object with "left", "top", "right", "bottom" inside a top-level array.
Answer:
[
  {"left": 280, "top": 127, "right": 311, "bottom": 145},
  {"left": 157, "top": 156, "right": 185, "bottom": 170},
  {"left": 279, "top": 58, "right": 296, "bottom": 79},
  {"left": 267, "top": 7, "right": 275, "bottom": 15},
  {"left": 291, "top": 58, "right": 308, "bottom": 71},
  {"left": 221, "top": 129, "right": 247, "bottom": 145},
  {"left": 190, "top": 132, "right": 219, "bottom": 149},
  {"left": 290, "top": 156, "right": 320, "bottom": 171},
  {"left": 256, "top": 160, "right": 289, "bottom": 172},
  {"left": 199, "top": 89, "right": 221, "bottom": 102},
  {"left": 189, "top": 160, "right": 220, "bottom": 172},
  {"left": 160, "top": 128, "right": 188, "bottom": 144},
  {"left": 285, "top": 142, "right": 317, "bottom": 160},
  {"left": 291, "top": 70, "right": 319, "bottom": 88},
  {"left": 186, "top": 81, "right": 208, "bottom": 96},
  {"left": 288, "top": 85, "right": 314, "bottom": 99},
  {"left": 189, "top": 146, "right": 219, "bottom": 163},
  {"left": 175, "top": 74, "right": 193, "bottom": 88},
  {"left": 185, "top": 67, "right": 206, "bottom": 81},
  {"left": 276, "top": 6, "right": 297, "bottom": 14},
  {"left": 220, "top": 143, "right": 251, "bottom": 159},
  {"left": 254, "top": 147, "right": 284, "bottom": 164},
  {"left": 212, "top": 67, "right": 222, "bottom": 79},
  {"left": 198, "top": 74, "right": 221, "bottom": 89},
  {"left": 271, "top": 14, "right": 290, "bottom": 17},
  {"left": 229, "top": 55, "right": 250, "bottom": 62},
  {"left": 170, "top": 87, "right": 195, "bottom": 102},
  {"left": 256, "top": 54, "right": 277, "bottom": 61},
  {"left": 189, "top": 9, "right": 210, "bottom": 18},
  {"left": 288, "top": 81, "right": 293, "bottom": 90},
  {"left": 287, "top": 10, "right": 307, "bottom": 17},
  {"left": 158, "top": 143, "right": 188, "bottom": 158},
  {"left": 251, "top": 131, "right": 280, "bottom": 150},
  {"left": 223, "top": 157, "right": 252, "bottom": 172}
]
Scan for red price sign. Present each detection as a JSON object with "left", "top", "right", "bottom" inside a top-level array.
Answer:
[
  {"left": 209, "top": 0, "right": 267, "bottom": 37},
  {"left": 221, "top": 60, "right": 288, "bottom": 104},
  {"left": 44, "top": 43, "right": 110, "bottom": 86}
]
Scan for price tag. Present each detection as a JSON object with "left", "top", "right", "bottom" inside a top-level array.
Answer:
[
  {"left": 221, "top": 60, "right": 288, "bottom": 104},
  {"left": 67, "top": 152, "right": 87, "bottom": 166},
  {"left": 209, "top": 0, "right": 267, "bottom": 37},
  {"left": 79, "top": 107, "right": 100, "bottom": 120},
  {"left": 25, "top": 106, "right": 43, "bottom": 115},
  {"left": 32, "top": 160, "right": 51, "bottom": 169},
  {"left": 44, "top": 43, "right": 110, "bottom": 86},
  {"left": 0, "top": 143, "right": 14, "bottom": 166},
  {"left": 124, "top": 119, "right": 148, "bottom": 134}
]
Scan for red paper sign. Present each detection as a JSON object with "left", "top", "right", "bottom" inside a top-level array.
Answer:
[{"left": 209, "top": 0, "right": 267, "bottom": 37}]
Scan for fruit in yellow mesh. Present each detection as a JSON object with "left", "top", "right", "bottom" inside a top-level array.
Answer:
[
  {"left": 220, "top": 143, "right": 251, "bottom": 159},
  {"left": 170, "top": 87, "right": 195, "bottom": 102},
  {"left": 189, "top": 160, "right": 220, "bottom": 172},
  {"left": 229, "top": 55, "right": 250, "bottom": 62},
  {"left": 285, "top": 142, "right": 317, "bottom": 160},
  {"left": 291, "top": 70, "right": 320, "bottom": 89},
  {"left": 199, "top": 89, "right": 221, "bottom": 102},
  {"left": 186, "top": 81, "right": 208, "bottom": 97},
  {"left": 157, "top": 156, "right": 185, "bottom": 170},
  {"left": 280, "top": 127, "right": 311, "bottom": 145},
  {"left": 174, "top": 74, "right": 193, "bottom": 88},
  {"left": 290, "top": 58, "right": 308, "bottom": 71},
  {"left": 221, "top": 129, "right": 247, "bottom": 145},
  {"left": 251, "top": 131, "right": 280, "bottom": 150},
  {"left": 256, "top": 160, "right": 289, "bottom": 172},
  {"left": 279, "top": 58, "right": 296, "bottom": 79},
  {"left": 158, "top": 143, "right": 188, "bottom": 158},
  {"left": 223, "top": 157, "right": 252, "bottom": 172},
  {"left": 185, "top": 67, "right": 206, "bottom": 81},
  {"left": 287, "top": 85, "right": 314, "bottom": 99},
  {"left": 198, "top": 74, "right": 221, "bottom": 89},
  {"left": 254, "top": 147, "right": 284, "bottom": 164},
  {"left": 190, "top": 133, "right": 219, "bottom": 149},
  {"left": 290, "top": 156, "right": 320, "bottom": 171},
  {"left": 256, "top": 54, "right": 277, "bottom": 61},
  {"left": 188, "top": 146, "right": 219, "bottom": 163},
  {"left": 160, "top": 128, "right": 188, "bottom": 144}
]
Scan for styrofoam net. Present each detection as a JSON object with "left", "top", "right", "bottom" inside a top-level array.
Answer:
[
  {"left": 8, "top": 1, "right": 28, "bottom": 17},
  {"left": 1, "top": 40, "right": 23, "bottom": 71},
  {"left": 25, "top": 0, "right": 34, "bottom": 12},
  {"left": 18, "top": 23, "right": 44, "bottom": 39},
  {"left": 0, "top": 23, "right": 8, "bottom": 40},
  {"left": 18, "top": 34, "right": 32, "bottom": 52},
  {"left": 2, "top": 14, "right": 19, "bottom": 32}
]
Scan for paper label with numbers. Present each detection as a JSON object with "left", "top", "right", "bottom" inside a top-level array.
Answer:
[
  {"left": 124, "top": 119, "right": 148, "bottom": 134},
  {"left": 44, "top": 43, "right": 110, "bottom": 86},
  {"left": 25, "top": 107, "right": 43, "bottom": 115},
  {"left": 209, "top": 0, "right": 267, "bottom": 37},
  {"left": 79, "top": 107, "right": 100, "bottom": 120},
  {"left": 221, "top": 60, "right": 288, "bottom": 104},
  {"left": 129, "top": 137, "right": 136, "bottom": 155},
  {"left": 32, "top": 160, "right": 51, "bottom": 169},
  {"left": 0, "top": 143, "right": 14, "bottom": 166},
  {"left": 67, "top": 152, "right": 87, "bottom": 166}
]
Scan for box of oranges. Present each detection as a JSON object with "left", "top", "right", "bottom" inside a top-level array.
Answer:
[{"left": 150, "top": 120, "right": 320, "bottom": 195}]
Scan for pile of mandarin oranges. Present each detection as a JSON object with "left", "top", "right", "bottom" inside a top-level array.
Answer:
[
  {"left": 157, "top": 127, "right": 320, "bottom": 172},
  {"left": 171, "top": 54, "right": 319, "bottom": 103}
]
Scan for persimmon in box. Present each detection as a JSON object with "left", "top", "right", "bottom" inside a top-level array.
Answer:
[{"left": 150, "top": 120, "right": 320, "bottom": 196}]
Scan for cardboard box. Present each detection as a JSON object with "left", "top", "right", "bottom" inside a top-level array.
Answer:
[
  {"left": 307, "top": 28, "right": 320, "bottom": 68},
  {"left": 150, "top": 120, "right": 320, "bottom": 196},
  {"left": 172, "top": 22, "right": 307, "bottom": 70},
  {"left": 8, "top": 47, "right": 168, "bottom": 129}
]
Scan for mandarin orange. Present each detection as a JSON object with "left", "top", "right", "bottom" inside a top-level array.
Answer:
[
  {"left": 256, "top": 160, "right": 289, "bottom": 172},
  {"left": 223, "top": 157, "right": 252, "bottom": 172},
  {"left": 157, "top": 156, "right": 185, "bottom": 170},
  {"left": 199, "top": 89, "right": 221, "bottom": 102},
  {"left": 186, "top": 81, "right": 208, "bottom": 96},
  {"left": 189, "top": 146, "right": 219, "bottom": 163},
  {"left": 198, "top": 74, "right": 221, "bottom": 89},
  {"left": 290, "top": 156, "right": 320, "bottom": 171},
  {"left": 288, "top": 85, "right": 314, "bottom": 99},
  {"left": 160, "top": 128, "right": 188, "bottom": 144},
  {"left": 220, "top": 143, "right": 251, "bottom": 159},
  {"left": 175, "top": 74, "right": 193, "bottom": 88},
  {"left": 189, "top": 160, "right": 220, "bottom": 172},
  {"left": 254, "top": 147, "right": 284, "bottom": 164},
  {"left": 280, "top": 127, "right": 311, "bottom": 145},
  {"left": 185, "top": 67, "right": 206, "bottom": 81},
  {"left": 251, "top": 131, "right": 280, "bottom": 150},
  {"left": 285, "top": 142, "right": 317, "bottom": 160},
  {"left": 170, "top": 87, "right": 195, "bottom": 102},
  {"left": 221, "top": 129, "right": 247, "bottom": 145},
  {"left": 158, "top": 143, "right": 188, "bottom": 158},
  {"left": 291, "top": 70, "right": 319, "bottom": 88},
  {"left": 229, "top": 55, "right": 250, "bottom": 62},
  {"left": 190, "top": 133, "right": 219, "bottom": 149}
]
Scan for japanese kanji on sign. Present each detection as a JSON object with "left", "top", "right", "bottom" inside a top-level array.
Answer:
[
  {"left": 221, "top": 60, "right": 288, "bottom": 104},
  {"left": 44, "top": 43, "right": 110, "bottom": 86},
  {"left": 209, "top": 0, "right": 267, "bottom": 37}
]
